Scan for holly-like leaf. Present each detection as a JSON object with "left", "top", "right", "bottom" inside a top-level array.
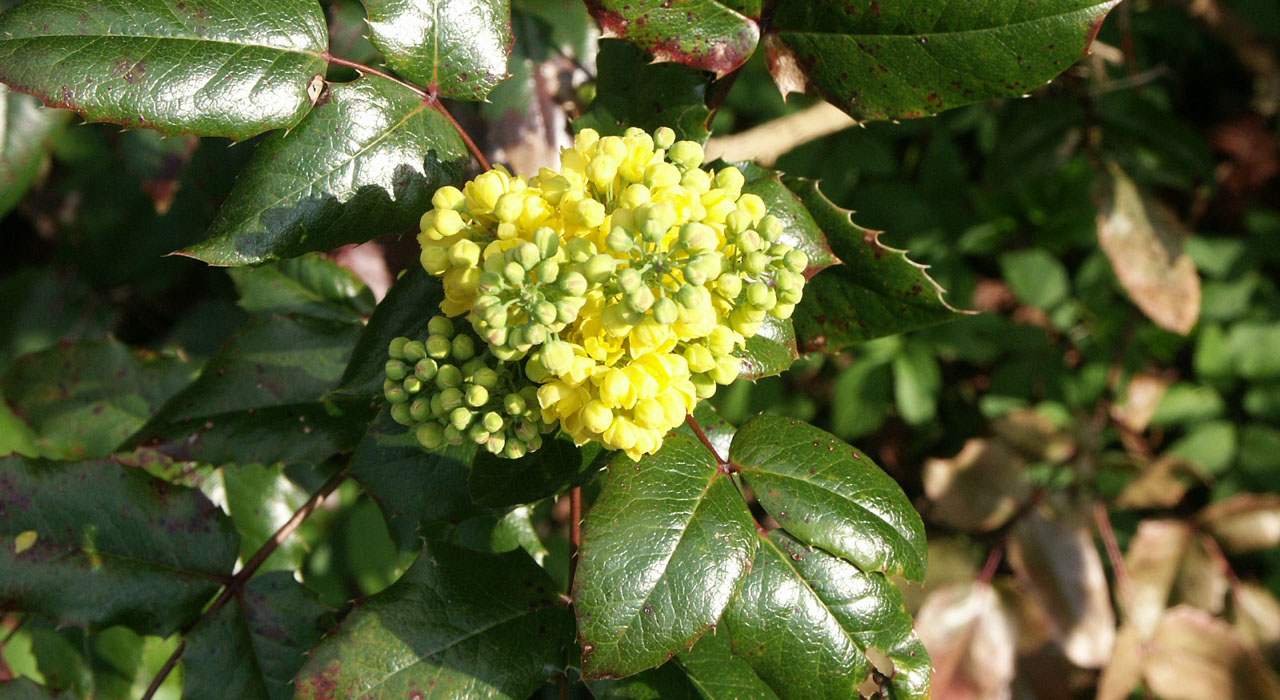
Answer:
[
  {"left": 729, "top": 415, "right": 926, "bottom": 580},
  {"left": 585, "top": 0, "right": 760, "bottom": 77},
  {"left": 0, "top": 456, "right": 239, "bottom": 635},
  {"left": 676, "top": 630, "right": 780, "bottom": 700},
  {"left": 576, "top": 39, "right": 712, "bottom": 143},
  {"left": 183, "top": 572, "right": 332, "bottom": 700},
  {"left": 723, "top": 531, "right": 930, "bottom": 700},
  {"left": 339, "top": 265, "right": 446, "bottom": 395},
  {"left": 365, "top": 0, "right": 514, "bottom": 101},
  {"left": 182, "top": 76, "right": 469, "bottom": 266},
  {"left": 294, "top": 542, "right": 573, "bottom": 700},
  {"left": 587, "top": 662, "right": 702, "bottom": 700},
  {"left": 469, "top": 435, "right": 610, "bottom": 507},
  {"left": 574, "top": 433, "right": 758, "bottom": 678},
  {"left": 0, "top": 86, "right": 69, "bottom": 217},
  {"left": 2, "top": 338, "right": 193, "bottom": 459},
  {"left": 0, "top": 0, "right": 329, "bottom": 139},
  {"left": 766, "top": 1, "right": 1122, "bottom": 122},
  {"left": 221, "top": 464, "right": 311, "bottom": 572},
  {"left": 124, "top": 314, "right": 370, "bottom": 465},
  {"left": 350, "top": 406, "right": 483, "bottom": 535},
  {"left": 736, "top": 314, "right": 797, "bottom": 381},
  {"left": 786, "top": 177, "right": 965, "bottom": 352},
  {"left": 228, "top": 254, "right": 375, "bottom": 322}
]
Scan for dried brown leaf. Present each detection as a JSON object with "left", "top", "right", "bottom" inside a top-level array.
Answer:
[
  {"left": 992, "top": 409, "right": 1074, "bottom": 463},
  {"left": 1094, "top": 162, "right": 1201, "bottom": 335},
  {"left": 1124, "top": 519, "right": 1193, "bottom": 638},
  {"left": 1145, "top": 606, "right": 1280, "bottom": 700},
  {"left": 1007, "top": 509, "right": 1116, "bottom": 668},
  {"left": 1111, "top": 372, "right": 1173, "bottom": 433},
  {"left": 1198, "top": 492, "right": 1280, "bottom": 554},
  {"left": 924, "top": 439, "right": 1032, "bottom": 533},
  {"left": 1095, "top": 625, "right": 1144, "bottom": 700},
  {"left": 916, "top": 582, "right": 1018, "bottom": 700},
  {"left": 1115, "top": 457, "right": 1196, "bottom": 510},
  {"left": 1172, "top": 535, "right": 1229, "bottom": 615}
]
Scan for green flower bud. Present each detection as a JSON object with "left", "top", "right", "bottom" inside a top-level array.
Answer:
[
  {"left": 503, "top": 439, "right": 528, "bottom": 459},
  {"left": 540, "top": 338, "right": 574, "bottom": 375},
  {"left": 618, "top": 268, "right": 643, "bottom": 293},
  {"left": 769, "top": 243, "right": 794, "bottom": 259},
  {"left": 559, "top": 270, "right": 588, "bottom": 297},
  {"left": 503, "top": 261, "right": 525, "bottom": 287},
  {"left": 726, "top": 210, "right": 754, "bottom": 236},
  {"left": 443, "top": 424, "right": 464, "bottom": 446},
  {"left": 388, "top": 336, "right": 409, "bottom": 359},
  {"left": 470, "top": 424, "right": 491, "bottom": 445},
  {"left": 681, "top": 168, "right": 711, "bottom": 194},
  {"left": 416, "top": 422, "right": 444, "bottom": 449},
  {"left": 690, "top": 253, "right": 723, "bottom": 281},
  {"left": 504, "top": 393, "right": 527, "bottom": 416},
  {"left": 684, "top": 264, "right": 708, "bottom": 286},
  {"left": 440, "top": 387, "right": 464, "bottom": 412},
  {"left": 526, "top": 433, "right": 544, "bottom": 453},
  {"left": 409, "top": 398, "right": 431, "bottom": 422},
  {"left": 679, "top": 222, "right": 716, "bottom": 252},
  {"left": 692, "top": 373, "right": 717, "bottom": 399},
  {"left": 480, "top": 303, "right": 509, "bottom": 329},
  {"left": 402, "top": 340, "right": 427, "bottom": 362},
  {"left": 743, "top": 251, "right": 769, "bottom": 275},
  {"left": 465, "top": 384, "right": 489, "bottom": 407},
  {"left": 515, "top": 242, "right": 541, "bottom": 271},
  {"left": 533, "top": 227, "right": 559, "bottom": 258},
  {"left": 485, "top": 326, "right": 508, "bottom": 347},
  {"left": 533, "top": 301, "right": 558, "bottom": 326},
  {"left": 414, "top": 357, "right": 439, "bottom": 382},
  {"left": 535, "top": 259, "right": 560, "bottom": 284},
  {"left": 450, "top": 406, "right": 474, "bottom": 430},
  {"left": 668, "top": 140, "right": 704, "bottom": 169},
  {"left": 426, "top": 335, "right": 452, "bottom": 360},
  {"left": 636, "top": 203, "right": 675, "bottom": 242},
  {"left": 715, "top": 166, "right": 745, "bottom": 194},
  {"left": 770, "top": 302, "right": 796, "bottom": 320},
  {"left": 576, "top": 198, "right": 606, "bottom": 228},
  {"left": 390, "top": 402, "right": 414, "bottom": 425},
  {"left": 524, "top": 323, "right": 548, "bottom": 346},
  {"left": 385, "top": 359, "right": 409, "bottom": 381},
  {"left": 494, "top": 192, "right": 524, "bottom": 223},
  {"left": 484, "top": 433, "right": 506, "bottom": 455},
  {"left": 430, "top": 393, "right": 446, "bottom": 417},
  {"left": 653, "top": 126, "right": 676, "bottom": 150},
  {"left": 652, "top": 296, "right": 679, "bottom": 325},
  {"left": 557, "top": 296, "right": 585, "bottom": 324},
  {"left": 513, "top": 418, "right": 538, "bottom": 442},
  {"left": 427, "top": 316, "right": 454, "bottom": 338},
  {"left": 471, "top": 367, "right": 499, "bottom": 389},
  {"left": 619, "top": 183, "right": 651, "bottom": 209},
  {"left": 784, "top": 249, "right": 809, "bottom": 274},
  {"left": 451, "top": 334, "right": 475, "bottom": 361},
  {"left": 435, "top": 364, "right": 463, "bottom": 389},
  {"left": 736, "top": 229, "right": 762, "bottom": 254},
  {"left": 584, "top": 254, "right": 617, "bottom": 283},
  {"left": 524, "top": 356, "right": 548, "bottom": 383},
  {"left": 747, "top": 281, "right": 774, "bottom": 308},
  {"left": 402, "top": 376, "right": 422, "bottom": 394},
  {"left": 477, "top": 272, "right": 503, "bottom": 294},
  {"left": 760, "top": 214, "right": 784, "bottom": 242},
  {"left": 566, "top": 237, "right": 595, "bottom": 262},
  {"left": 676, "top": 283, "right": 704, "bottom": 310},
  {"left": 482, "top": 411, "right": 504, "bottom": 433},
  {"left": 606, "top": 226, "right": 634, "bottom": 253},
  {"left": 716, "top": 273, "right": 743, "bottom": 300}
]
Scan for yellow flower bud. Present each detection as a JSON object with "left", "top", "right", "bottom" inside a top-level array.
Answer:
[
  {"left": 434, "top": 208, "right": 465, "bottom": 238},
  {"left": 432, "top": 185, "right": 465, "bottom": 211},
  {"left": 582, "top": 400, "right": 614, "bottom": 433}
]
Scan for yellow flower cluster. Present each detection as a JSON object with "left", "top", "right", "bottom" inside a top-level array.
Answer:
[{"left": 413, "top": 127, "right": 807, "bottom": 460}]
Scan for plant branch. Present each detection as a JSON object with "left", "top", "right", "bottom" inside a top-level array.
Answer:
[
  {"left": 685, "top": 414, "right": 731, "bottom": 473},
  {"left": 140, "top": 469, "right": 349, "bottom": 700},
  {"left": 1094, "top": 501, "right": 1135, "bottom": 623},
  {"left": 322, "top": 53, "right": 492, "bottom": 171},
  {"left": 569, "top": 486, "right": 583, "bottom": 590},
  {"left": 704, "top": 101, "right": 856, "bottom": 166}
]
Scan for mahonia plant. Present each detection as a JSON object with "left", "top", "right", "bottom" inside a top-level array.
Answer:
[{"left": 0, "top": 1, "right": 1121, "bottom": 699}]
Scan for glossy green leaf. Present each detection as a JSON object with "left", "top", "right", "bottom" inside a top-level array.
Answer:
[
  {"left": 0, "top": 86, "right": 69, "bottom": 217},
  {"left": 575, "top": 433, "right": 758, "bottom": 678},
  {"left": 0, "top": 0, "right": 329, "bottom": 139},
  {"left": 676, "top": 630, "right": 779, "bottom": 700},
  {"left": 0, "top": 678, "right": 75, "bottom": 699},
  {"left": 339, "top": 265, "right": 446, "bottom": 395},
  {"left": 183, "top": 76, "right": 469, "bottom": 265},
  {"left": 350, "top": 406, "right": 483, "bottom": 533},
  {"left": 587, "top": 662, "right": 702, "bottom": 700},
  {"left": 767, "top": 0, "right": 1121, "bottom": 121},
  {"left": 470, "top": 435, "right": 610, "bottom": 507},
  {"left": 183, "top": 572, "right": 333, "bottom": 700},
  {"left": 124, "top": 314, "right": 369, "bottom": 465},
  {"left": 1, "top": 338, "right": 193, "bottom": 459},
  {"left": 576, "top": 39, "right": 712, "bottom": 143},
  {"left": 729, "top": 414, "right": 926, "bottom": 580},
  {"left": 365, "top": 0, "right": 514, "bottom": 100},
  {"left": 787, "top": 178, "right": 964, "bottom": 352},
  {"left": 736, "top": 314, "right": 797, "bottom": 381},
  {"left": 228, "top": 254, "right": 375, "bottom": 322},
  {"left": 586, "top": 0, "right": 760, "bottom": 77},
  {"left": 221, "top": 464, "right": 311, "bottom": 571},
  {"left": 677, "top": 401, "right": 736, "bottom": 460},
  {"left": 723, "top": 531, "right": 930, "bottom": 700},
  {"left": 294, "top": 542, "right": 573, "bottom": 700},
  {"left": 0, "top": 456, "right": 239, "bottom": 635}
]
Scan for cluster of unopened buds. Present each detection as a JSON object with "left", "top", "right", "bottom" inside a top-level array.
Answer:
[{"left": 385, "top": 126, "right": 808, "bottom": 460}]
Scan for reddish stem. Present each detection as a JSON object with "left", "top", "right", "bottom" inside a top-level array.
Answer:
[
  {"left": 140, "top": 640, "right": 186, "bottom": 700},
  {"left": 1094, "top": 501, "right": 1135, "bottom": 622},
  {"left": 685, "top": 414, "right": 731, "bottom": 472},
  {"left": 978, "top": 542, "right": 1005, "bottom": 585},
  {"left": 569, "top": 486, "right": 583, "bottom": 590}
]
